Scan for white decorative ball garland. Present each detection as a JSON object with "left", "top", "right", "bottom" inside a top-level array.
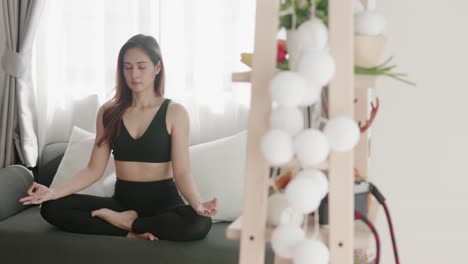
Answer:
[
  {"left": 271, "top": 224, "right": 305, "bottom": 259},
  {"left": 293, "top": 239, "right": 330, "bottom": 264},
  {"left": 269, "top": 71, "right": 307, "bottom": 107},
  {"left": 324, "top": 116, "right": 361, "bottom": 152},
  {"left": 270, "top": 106, "right": 304, "bottom": 136},
  {"left": 267, "top": 193, "right": 303, "bottom": 227},
  {"left": 295, "top": 169, "right": 329, "bottom": 199},
  {"left": 260, "top": 129, "right": 294, "bottom": 166},
  {"left": 285, "top": 173, "right": 325, "bottom": 214},
  {"left": 293, "top": 129, "right": 330, "bottom": 167},
  {"left": 262, "top": 15, "right": 362, "bottom": 263},
  {"left": 298, "top": 50, "right": 336, "bottom": 87},
  {"left": 297, "top": 18, "right": 328, "bottom": 52},
  {"left": 299, "top": 81, "right": 321, "bottom": 106}
]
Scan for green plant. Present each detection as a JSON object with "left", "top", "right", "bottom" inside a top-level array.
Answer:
[
  {"left": 314, "top": 0, "right": 328, "bottom": 25},
  {"left": 355, "top": 57, "right": 416, "bottom": 86},
  {"left": 279, "top": 0, "right": 328, "bottom": 30},
  {"left": 276, "top": 1, "right": 414, "bottom": 86}
]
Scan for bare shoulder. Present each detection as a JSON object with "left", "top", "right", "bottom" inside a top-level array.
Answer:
[
  {"left": 167, "top": 101, "right": 189, "bottom": 121},
  {"left": 167, "top": 101, "right": 189, "bottom": 132}
]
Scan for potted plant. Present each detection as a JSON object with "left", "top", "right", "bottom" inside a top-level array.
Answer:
[{"left": 275, "top": 0, "right": 414, "bottom": 85}]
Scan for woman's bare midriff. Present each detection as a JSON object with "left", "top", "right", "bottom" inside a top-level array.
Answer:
[{"left": 115, "top": 160, "right": 172, "bottom": 182}]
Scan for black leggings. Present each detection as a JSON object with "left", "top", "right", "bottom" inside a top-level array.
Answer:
[{"left": 40, "top": 178, "right": 212, "bottom": 241}]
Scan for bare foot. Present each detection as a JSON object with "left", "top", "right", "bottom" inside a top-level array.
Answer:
[
  {"left": 91, "top": 208, "right": 138, "bottom": 231},
  {"left": 127, "top": 232, "right": 158, "bottom": 241}
]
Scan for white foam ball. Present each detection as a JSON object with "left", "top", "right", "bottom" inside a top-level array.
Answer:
[
  {"left": 293, "top": 239, "right": 330, "bottom": 264},
  {"left": 298, "top": 50, "right": 336, "bottom": 87},
  {"left": 293, "top": 129, "right": 330, "bottom": 167},
  {"left": 271, "top": 224, "right": 305, "bottom": 258},
  {"left": 299, "top": 82, "right": 322, "bottom": 106},
  {"left": 355, "top": 11, "right": 386, "bottom": 36},
  {"left": 261, "top": 129, "right": 294, "bottom": 166},
  {"left": 285, "top": 174, "right": 324, "bottom": 214},
  {"left": 270, "top": 71, "right": 307, "bottom": 107},
  {"left": 270, "top": 106, "right": 304, "bottom": 136},
  {"left": 280, "top": 207, "right": 304, "bottom": 227},
  {"left": 295, "top": 169, "right": 329, "bottom": 199},
  {"left": 267, "top": 193, "right": 304, "bottom": 226},
  {"left": 324, "top": 116, "right": 360, "bottom": 152},
  {"left": 297, "top": 18, "right": 328, "bottom": 52}
]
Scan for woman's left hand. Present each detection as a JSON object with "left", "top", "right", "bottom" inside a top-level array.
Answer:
[{"left": 195, "top": 198, "right": 218, "bottom": 217}]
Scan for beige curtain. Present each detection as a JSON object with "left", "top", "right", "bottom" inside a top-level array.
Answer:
[{"left": 0, "top": 0, "right": 45, "bottom": 168}]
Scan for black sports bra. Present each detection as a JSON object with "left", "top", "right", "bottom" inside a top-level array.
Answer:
[{"left": 112, "top": 99, "right": 171, "bottom": 163}]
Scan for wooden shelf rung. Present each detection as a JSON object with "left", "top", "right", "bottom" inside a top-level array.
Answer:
[
  {"left": 232, "top": 71, "right": 251, "bottom": 82},
  {"left": 279, "top": 158, "right": 328, "bottom": 172},
  {"left": 226, "top": 215, "right": 374, "bottom": 251},
  {"left": 232, "top": 71, "right": 376, "bottom": 89},
  {"left": 226, "top": 216, "right": 273, "bottom": 241},
  {"left": 226, "top": 216, "right": 242, "bottom": 240}
]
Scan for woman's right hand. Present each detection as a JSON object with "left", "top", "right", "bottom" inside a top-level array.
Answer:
[{"left": 19, "top": 182, "right": 57, "bottom": 205}]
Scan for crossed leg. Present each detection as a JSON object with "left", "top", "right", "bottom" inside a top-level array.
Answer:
[
  {"left": 41, "top": 194, "right": 212, "bottom": 241},
  {"left": 91, "top": 209, "right": 157, "bottom": 240},
  {"left": 93, "top": 205, "right": 212, "bottom": 241},
  {"left": 40, "top": 194, "right": 155, "bottom": 240}
]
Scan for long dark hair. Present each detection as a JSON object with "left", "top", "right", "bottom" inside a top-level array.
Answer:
[{"left": 97, "top": 34, "right": 166, "bottom": 146}]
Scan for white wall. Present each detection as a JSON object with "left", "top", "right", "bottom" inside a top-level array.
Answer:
[
  {"left": 370, "top": 1, "right": 468, "bottom": 263},
  {"left": 0, "top": 3, "right": 5, "bottom": 103}
]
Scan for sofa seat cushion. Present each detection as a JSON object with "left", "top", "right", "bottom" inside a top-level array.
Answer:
[{"left": 0, "top": 207, "right": 274, "bottom": 264}]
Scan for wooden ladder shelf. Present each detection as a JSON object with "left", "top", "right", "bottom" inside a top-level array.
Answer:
[{"left": 226, "top": 0, "right": 376, "bottom": 263}]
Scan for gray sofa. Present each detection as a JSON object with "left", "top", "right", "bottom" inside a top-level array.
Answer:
[{"left": 0, "top": 142, "right": 274, "bottom": 264}]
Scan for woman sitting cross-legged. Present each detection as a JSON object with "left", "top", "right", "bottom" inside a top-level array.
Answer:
[{"left": 20, "top": 34, "right": 218, "bottom": 241}]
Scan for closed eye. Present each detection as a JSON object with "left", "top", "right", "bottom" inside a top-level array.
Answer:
[{"left": 124, "top": 66, "right": 147, "bottom": 70}]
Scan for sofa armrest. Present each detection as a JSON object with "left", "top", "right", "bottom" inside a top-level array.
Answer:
[{"left": 0, "top": 165, "right": 34, "bottom": 221}]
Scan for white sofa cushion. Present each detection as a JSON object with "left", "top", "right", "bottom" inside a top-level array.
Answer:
[
  {"left": 50, "top": 126, "right": 116, "bottom": 197},
  {"left": 189, "top": 131, "right": 247, "bottom": 222}
]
